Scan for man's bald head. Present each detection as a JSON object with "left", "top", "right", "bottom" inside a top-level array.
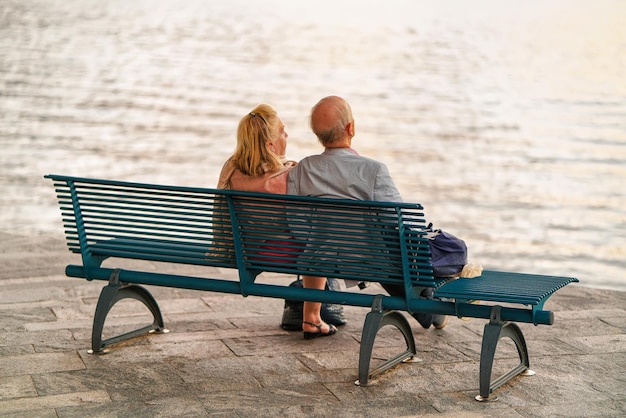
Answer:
[{"left": 309, "top": 96, "right": 354, "bottom": 147}]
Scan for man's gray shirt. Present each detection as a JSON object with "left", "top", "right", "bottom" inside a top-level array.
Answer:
[
  {"left": 286, "top": 148, "right": 403, "bottom": 202},
  {"left": 286, "top": 148, "right": 404, "bottom": 287}
]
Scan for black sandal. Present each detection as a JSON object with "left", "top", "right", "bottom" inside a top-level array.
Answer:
[{"left": 303, "top": 321, "right": 337, "bottom": 340}]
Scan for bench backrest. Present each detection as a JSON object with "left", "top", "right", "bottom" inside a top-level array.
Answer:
[
  {"left": 45, "top": 175, "right": 438, "bottom": 290},
  {"left": 229, "top": 190, "right": 435, "bottom": 288}
]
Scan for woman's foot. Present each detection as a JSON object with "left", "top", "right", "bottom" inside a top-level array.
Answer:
[{"left": 303, "top": 321, "right": 337, "bottom": 340}]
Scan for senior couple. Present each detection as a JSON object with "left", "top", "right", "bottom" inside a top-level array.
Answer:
[{"left": 217, "top": 95, "right": 448, "bottom": 340}]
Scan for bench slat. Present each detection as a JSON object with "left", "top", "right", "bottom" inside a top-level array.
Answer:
[{"left": 435, "top": 270, "right": 579, "bottom": 305}]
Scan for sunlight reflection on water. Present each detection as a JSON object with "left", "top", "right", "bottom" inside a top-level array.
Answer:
[{"left": 1, "top": 0, "right": 624, "bottom": 290}]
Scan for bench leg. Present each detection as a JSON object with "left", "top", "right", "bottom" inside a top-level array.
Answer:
[
  {"left": 356, "top": 295, "right": 418, "bottom": 386},
  {"left": 89, "top": 269, "right": 169, "bottom": 354},
  {"left": 476, "top": 306, "right": 532, "bottom": 401}
]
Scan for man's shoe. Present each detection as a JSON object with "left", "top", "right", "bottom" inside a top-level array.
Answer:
[
  {"left": 414, "top": 312, "right": 433, "bottom": 329},
  {"left": 412, "top": 288, "right": 436, "bottom": 328},
  {"left": 433, "top": 315, "right": 449, "bottom": 330},
  {"left": 420, "top": 287, "right": 449, "bottom": 329}
]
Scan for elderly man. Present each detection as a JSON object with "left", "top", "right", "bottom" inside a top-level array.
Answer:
[{"left": 287, "top": 95, "right": 448, "bottom": 329}]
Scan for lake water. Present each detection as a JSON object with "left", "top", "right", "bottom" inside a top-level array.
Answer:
[{"left": 1, "top": 0, "right": 625, "bottom": 290}]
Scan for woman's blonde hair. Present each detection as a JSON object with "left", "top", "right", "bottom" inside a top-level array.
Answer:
[{"left": 232, "top": 104, "right": 284, "bottom": 177}]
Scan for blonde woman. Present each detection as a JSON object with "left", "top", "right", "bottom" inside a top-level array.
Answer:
[{"left": 217, "top": 104, "right": 337, "bottom": 339}]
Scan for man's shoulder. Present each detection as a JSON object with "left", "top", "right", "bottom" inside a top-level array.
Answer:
[
  {"left": 356, "top": 154, "right": 386, "bottom": 166},
  {"left": 342, "top": 153, "right": 389, "bottom": 172},
  {"left": 320, "top": 148, "right": 386, "bottom": 164},
  {"left": 295, "top": 149, "right": 388, "bottom": 170}
]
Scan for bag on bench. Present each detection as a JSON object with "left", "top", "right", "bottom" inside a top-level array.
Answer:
[{"left": 426, "top": 226, "right": 468, "bottom": 277}]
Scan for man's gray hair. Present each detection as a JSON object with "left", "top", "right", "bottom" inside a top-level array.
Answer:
[{"left": 310, "top": 97, "right": 353, "bottom": 146}]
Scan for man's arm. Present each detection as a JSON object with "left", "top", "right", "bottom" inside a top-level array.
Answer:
[{"left": 373, "top": 163, "right": 403, "bottom": 202}]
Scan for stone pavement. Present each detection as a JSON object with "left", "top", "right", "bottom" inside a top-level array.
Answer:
[{"left": 0, "top": 232, "right": 624, "bottom": 417}]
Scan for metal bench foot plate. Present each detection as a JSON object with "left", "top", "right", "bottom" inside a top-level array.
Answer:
[
  {"left": 357, "top": 295, "right": 417, "bottom": 386},
  {"left": 90, "top": 270, "right": 166, "bottom": 353},
  {"left": 477, "top": 306, "right": 531, "bottom": 401}
]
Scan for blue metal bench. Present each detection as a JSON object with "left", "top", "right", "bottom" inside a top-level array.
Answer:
[{"left": 45, "top": 174, "right": 579, "bottom": 401}]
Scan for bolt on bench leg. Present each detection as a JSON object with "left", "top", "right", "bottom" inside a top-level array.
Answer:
[
  {"left": 476, "top": 306, "right": 533, "bottom": 402},
  {"left": 89, "top": 269, "right": 169, "bottom": 354},
  {"left": 356, "top": 295, "right": 418, "bottom": 386}
]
